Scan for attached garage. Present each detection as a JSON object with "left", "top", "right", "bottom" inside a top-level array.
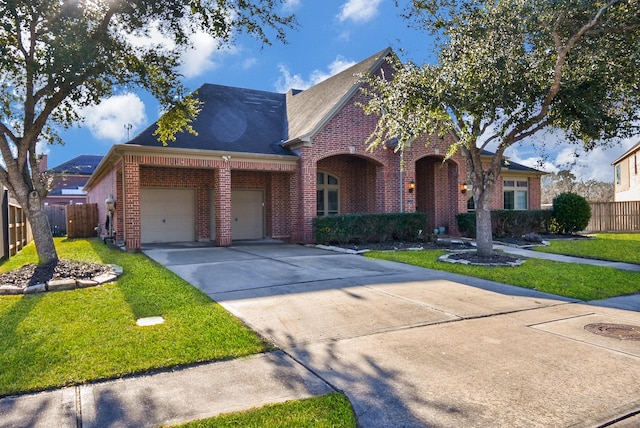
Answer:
[
  {"left": 231, "top": 190, "right": 264, "bottom": 240},
  {"left": 141, "top": 188, "right": 196, "bottom": 243}
]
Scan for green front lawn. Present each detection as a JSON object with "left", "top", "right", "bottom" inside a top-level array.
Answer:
[
  {"left": 536, "top": 233, "right": 640, "bottom": 264},
  {"left": 170, "top": 393, "right": 356, "bottom": 428},
  {"left": 366, "top": 249, "right": 640, "bottom": 301},
  {"left": 0, "top": 238, "right": 270, "bottom": 397}
]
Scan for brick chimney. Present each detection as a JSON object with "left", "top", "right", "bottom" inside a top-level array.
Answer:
[{"left": 38, "top": 154, "right": 48, "bottom": 172}]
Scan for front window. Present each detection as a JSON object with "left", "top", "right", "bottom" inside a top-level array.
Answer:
[
  {"left": 317, "top": 172, "right": 339, "bottom": 216},
  {"left": 503, "top": 179, "right": 528, "bottom": 210}
]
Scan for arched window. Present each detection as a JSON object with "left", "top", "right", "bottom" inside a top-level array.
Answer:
[{"left": 317, "top": 171, "right": 339, "bottom": 216}]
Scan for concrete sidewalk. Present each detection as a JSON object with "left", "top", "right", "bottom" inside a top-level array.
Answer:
[
  {"left": 1, "top": 243, "right": 639, "bottom": 427},
  {"left": 0, "top": 352, "right": 334, "bottom": 428},
  {"left": 493, "top": 243, "right": 640, "bottom": 272}
]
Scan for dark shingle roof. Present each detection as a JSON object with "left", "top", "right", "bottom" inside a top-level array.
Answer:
[
  {"left": 126, "top": 84, "right": 293, "bottom": 156},
  {"left": 285, "top": 47, "right": 392, "bottom": 143},
  {"left": 49, "top": 155, "right": 104, "bottom": 175},
  {"left": 481, "top": 150, "right": 544, "bottom": 173}
]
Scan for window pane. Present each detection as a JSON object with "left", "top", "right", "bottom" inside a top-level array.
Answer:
[
  {"left": 316, "top": 189, "right": 324, "bottom": 216},
  {"left": 317, "top": 172, "right": 324, "bottom": 185},
  {"left": 467, "top": 196, "right": 475, "bottom": 210},
  {"left": 516, "top": 191, "right": 528, "bottom": 210},
  {"left": 328, "top": 175, "right": 338, "bottom": 185},
  {"left": 328, "top": 189, "right": 338, "bottom": 213},
  {"left": 504, "top": 180, "right": 515, "bottom": 187},
  {"left": 517, "top": 181, "right": 528, "bottom": 187},
  {"left": 504, "top": 191, "right": 514, "bottom": 210}
]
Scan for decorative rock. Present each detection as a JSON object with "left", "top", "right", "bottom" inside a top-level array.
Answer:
[
  {"left": 93, "top": 273, "right": 117, "bottom": 284},
  {"left": 0, "top": 285, "right": 24, "bottom": 295},
  {"left": 76, "top": 279, "right": 98, "bottom": 288},
  {"left": 24, "top": 283, "right": 47, "bottom": 294},
  {"left": 111, "top": 265, "right": 124, "bottom": 275},
  {"left": 47, "top": 279, "right": 77, "bottom": 292}
]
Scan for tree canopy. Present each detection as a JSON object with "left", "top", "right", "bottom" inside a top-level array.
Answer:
[
  {"left": 0, "top": 0, "right": 295, "bottom": 264},
  {"left": 362, "top": 0, "right": 639, "bottom": 255}
]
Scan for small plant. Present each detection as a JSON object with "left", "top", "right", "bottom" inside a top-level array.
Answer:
[
  {"left": 552, "top": 192, "right": 591, "bottom": 234},
  {"left": 523, "top": 232, "right": 543, "bottom": 243}
]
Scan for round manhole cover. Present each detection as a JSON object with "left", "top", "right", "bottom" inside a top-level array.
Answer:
[{"left": 584, "top": 323, "right": 640, "bottom": 341}]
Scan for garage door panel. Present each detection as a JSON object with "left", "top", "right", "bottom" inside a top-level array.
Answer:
[
  {"left": 232, "top": 190, "right": 264, "bottom": 240},
  {"left": 141, "top": 188, "right": 195, "bottom": 243}
]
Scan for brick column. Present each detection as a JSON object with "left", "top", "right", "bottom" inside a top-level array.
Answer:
[
  {"left": 215, "top": 166, "right": 232, "bottom": 246},
  {"left": 299, "top": 160, "right": 316, "bottom": 243},
  {"left": 123, "top": 158, "right": 141, "bottom": 251}
]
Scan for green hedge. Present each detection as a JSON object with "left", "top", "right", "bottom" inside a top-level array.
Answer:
[
  {"left": 313, "top": 213, "right": 430, "bottom": 245},
  {"left": 457, "top": 210, "right": 552, "bottom": 238}
]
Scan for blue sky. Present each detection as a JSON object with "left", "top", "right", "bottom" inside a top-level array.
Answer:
[{"left": 43, "top": 0, "right": 634, "bottom": 182}]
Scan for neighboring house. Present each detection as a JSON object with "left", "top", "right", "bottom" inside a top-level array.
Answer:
[
  {"left": 612, "top": 141, "right": 640, "bottom": 202},
  {"left": 84, "top": 48, "right": 545, "bottom": 251},
  {"left": 43, "top": 155, "right": 104, "bottom": 205}
]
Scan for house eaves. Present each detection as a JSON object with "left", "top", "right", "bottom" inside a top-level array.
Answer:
[
  {"left": 84, "top": 144, "right": 299, "bottom": 192},
  {"left": 283, "top": 47, "right": 393, "bottom": 149},
  {"left": 612, "top": 140, "right": 640, "bottom": 165}
]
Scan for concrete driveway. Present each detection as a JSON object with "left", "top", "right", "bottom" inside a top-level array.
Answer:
[{"left": 143, "top": 243, "right": 640, "bottom": 427}]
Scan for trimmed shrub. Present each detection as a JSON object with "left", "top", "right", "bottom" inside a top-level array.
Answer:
[
  {"left": 457, "top": 210, "right": 552, "bottom": 238},
  {"left": 313, "top": 213, "right": 429, "bottom": 245},
  {"left": 552, "top": 192, "right": 591, "bottom": 234}
]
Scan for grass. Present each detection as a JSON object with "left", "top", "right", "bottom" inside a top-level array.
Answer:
[
  {"left": 366, "top": 249, "right": 640, "bottom": 301},
  {"left": 0, "top": 238, "right": 271, "bottom": 397},
  {"left": 535, "top": 233, "right": 640, "bottom": 264},
  {"left": 169, "top": 393, "right": 356, "bottom": 428}
]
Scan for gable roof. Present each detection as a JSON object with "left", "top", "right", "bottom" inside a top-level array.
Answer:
[
  {"left": 126, "top": 84, "right": 292, "bottom": 157},
  {"left": 612, "top": 140, "right": 640, "bottom": 165},
  {"left": 49, "top": 155, "right": 103, "bottom": 175},
  {"left": 284, "top": 47, "right": 393, "bottom": 145}
]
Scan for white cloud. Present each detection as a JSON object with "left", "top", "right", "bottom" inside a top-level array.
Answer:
[
  {"left": 505, "top": 136, "right": 638, "bottom": 183},
  {"left": 241, "top": 57, "right": 258, "bottom": 70},
  {"left": 126, "top": 21, "right": 234, "bottom": 80},
  {"left": 282, "top": 0, "right": 301, "bottom": 12},
  {"left": 337, "top": 0, "right": 383, "bottom": 23},
  {"left": 81, "top": 93, "right": 147, "bottom": 142},
  {"left": 275, "top": 56, "right": 357, "bottom": 92}
]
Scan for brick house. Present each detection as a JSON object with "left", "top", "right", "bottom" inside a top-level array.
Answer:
[
  {"left": 84, "top": 48, "right": 544, "bottom": 250},
  {"left": 42, "top": 154, "right": 104, "bottom": 205}
]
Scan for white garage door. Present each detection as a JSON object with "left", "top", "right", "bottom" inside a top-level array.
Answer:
[
  {"left": 141, "top": 188, "right": 195, "bottom": 243},
  {"left": 232, "top": 190, "right": 264, "bottom": 240}
]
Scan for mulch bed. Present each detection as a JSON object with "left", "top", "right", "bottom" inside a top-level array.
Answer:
[{"left": 0, "top": 260, "right": 113, "bottom": 288}]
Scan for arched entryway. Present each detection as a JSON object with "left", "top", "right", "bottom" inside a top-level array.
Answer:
[
  {"left": 316, "top": 154, "right": 383, "bottom": 215},
  {"left": 414, "top": 156, "right": 461, "bottom": 232}
]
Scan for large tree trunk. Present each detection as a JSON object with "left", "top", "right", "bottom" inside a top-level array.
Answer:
[
  {"left": 25, "top": 192, "right": 58, "bottom": 265},
  {"left": 475, "top": 203, "right": 493, "bottom": 258}
]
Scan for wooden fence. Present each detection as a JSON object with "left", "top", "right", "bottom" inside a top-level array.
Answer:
[
  {"left": 66, "top": 203, "right": 99, "bottom": 238},
  {"left": 586, "top": 201, "right": 640, "bottom": 232},
  {"left": 7, "top": 199, "right": 29, "bottom": 257},
  {"left": 45, "top": 204, "right": 67, "bottom": 236}
]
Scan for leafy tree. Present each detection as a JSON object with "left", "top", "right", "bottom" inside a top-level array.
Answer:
[
  {"left": 0, "top": 0, "right": 295, "bottom": 265},
  {"left": 542, "top": 170, "right": 613, "bottom": 204},
  {"left": 361, "top": 0, "right": 639, "bottom": 257}
]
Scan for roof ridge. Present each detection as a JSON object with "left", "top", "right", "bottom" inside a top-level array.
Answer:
[{"left": 284, "top": 47, "right": 393, "bottom": 145}]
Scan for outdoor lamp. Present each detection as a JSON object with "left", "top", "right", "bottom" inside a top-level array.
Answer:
[
  {"left": 408, "top": 180, "right": 415, "bottom": 193},
  {"left": 460, "top": 183, "right": 468, "bottom": 194}
]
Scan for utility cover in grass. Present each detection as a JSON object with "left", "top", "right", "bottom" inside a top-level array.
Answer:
[{"left": 136, "top": 316, "right": 165, "bottom": 327}]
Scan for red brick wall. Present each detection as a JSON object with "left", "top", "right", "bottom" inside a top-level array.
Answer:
[
  {"left": 87, "top": 152, "right": 297, "bottom": 250},
  {"left": 299, "top": 85, "right": 469, "bottom": 240},
  {"left": 86, "top": 160, "right": 121, "bottom": 240}
]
